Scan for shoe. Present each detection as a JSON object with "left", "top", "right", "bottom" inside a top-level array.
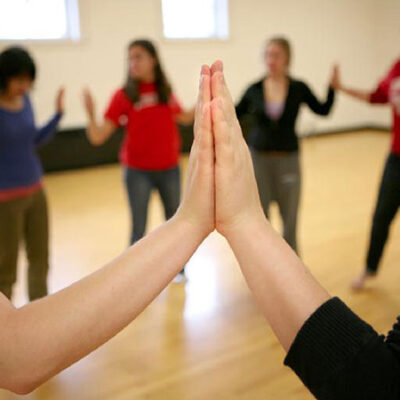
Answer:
[{"left": 173, "top": 271, "right": 187, "bottom": 284}]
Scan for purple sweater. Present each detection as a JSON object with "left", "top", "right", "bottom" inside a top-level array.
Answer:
[{"left": 0, "top": 96, "right": 62, "bottom": 191}]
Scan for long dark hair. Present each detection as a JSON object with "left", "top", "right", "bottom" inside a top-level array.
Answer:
[
  {"left": 0, "top": 46, "right": 36, "bottom": 91},
  {"left": 123, "top": 39, "right": 171, "bottom": 104}
]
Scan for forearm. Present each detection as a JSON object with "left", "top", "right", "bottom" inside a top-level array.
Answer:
[
  {"left": 86, "top": 115, "right": 106, "bottom": 146},
  {"left": 35, "top": 112, "right": 63, "bottom": 146},
  {"left": 1, "top": 216, "right": 205, "bottom": 393},
  {"left": 305, "top": 85, "right": 335, "bottom": 116},
  {"left": 176, "top": 108, "right": 195, "bottom": 125},
  {"left": 339, "top": 85, "right": 370, "bottom": 102},
  {"left": 226, "top": 219, "right": 330, "bottom": 352}
]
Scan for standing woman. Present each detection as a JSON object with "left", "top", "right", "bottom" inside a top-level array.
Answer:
[
  {"left": 331, "top": 60, "right": 400, "bottom": 290},
  {"left": 236, "top": 37, "right": 336, "bottom": 252},
  {"left": 0, "top": 46, "right": 64, "bottom": 300},
  {"left": 83, "top": 39, "right": 193, "bottom": 278}
]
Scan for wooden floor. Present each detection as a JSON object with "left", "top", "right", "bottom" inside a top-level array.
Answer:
[{"left": 1, "top": 131, "right": 399, "bottom": 400}]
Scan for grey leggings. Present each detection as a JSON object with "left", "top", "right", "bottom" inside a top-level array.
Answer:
[{"left": 251, "top": 150, "right": 301, "bottom": 252}]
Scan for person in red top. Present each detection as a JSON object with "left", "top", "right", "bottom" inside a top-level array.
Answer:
[
  {"left": 83, "top": 39, "right": 194, "bottom": 280},
  {"left": 332, "top": 60, "right": 400, "bottom": 289}
]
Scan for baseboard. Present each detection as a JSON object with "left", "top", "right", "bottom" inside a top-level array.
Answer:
[{"left": 39, "top": 123, "right": 391, "bottom": 173}]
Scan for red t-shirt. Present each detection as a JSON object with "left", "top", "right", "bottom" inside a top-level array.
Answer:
[
  {"left": 104, "top": 83, "right": 183, "bottom": 170},
  {"left": 369, "top": 59, "right": 400, "bottom": 156}
]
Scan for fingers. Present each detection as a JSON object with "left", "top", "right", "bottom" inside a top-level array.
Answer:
[
  {"left": 195, "top": 71, "right": 213, "bottom": 164},
  {"left": 210, "top": 60, "right": 223, "bottom": 74},
  {"left": 194, "top": 65, "right": 211, "bottom": 139},
  {"left": 82, "top": 88, "right": 92, "bottom": 107},
  {"left": 56, "top": 87, "right": 65, "bottom": 113},
  {"left": 187, "top": 66, "right": 213, "bottom": 185},
  {"left": 211, "top": 98, "right": 233, "bottom": 161},
  {"left": 83, "top": 88, "right": 91, "bottom": 101},
  {"left": 198, "top": 102, "right": 212, "bottom": 159},
  {"left": 210, "top": 65, "right": 236, "bottom": 121}
]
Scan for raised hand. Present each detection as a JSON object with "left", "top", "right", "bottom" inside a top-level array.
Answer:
[
  {"left": 83, "top": 88, "right": 95, "bottom": 119},
  {"left": 330, "top": 64, "right": 341, "bottom": 90},
  {"left": 56, "top": 87, "right": 65, "bottom": 114},
  {"left": 210, "top": 61, "right": 264, "bottom": 238},
  {"left": 176, "top": 65, "right": 215, "bottom": 238}
]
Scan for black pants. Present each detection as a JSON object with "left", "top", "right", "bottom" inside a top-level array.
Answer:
[{"left": 366, "top": 153, "right": 400, "bottom": 274}]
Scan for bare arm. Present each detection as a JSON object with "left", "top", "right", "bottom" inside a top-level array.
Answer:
[
  {"left": 210, "top": 61, "right": 330, "bottom": 352},
  {"left": 83, "top": 89, "right": 117, "bottom": 146},
  {"left": 0, "top": 67, "right": 214, "bottom": 395},
  {"left": 0, "top": 219, "right": 204, "bottom": 394},
  {"left": 175, "top": 108, "right": 195, "bottom": 125},
  {"left": 225, "top": 220, "right": 330, "bottom": 351},
  {"left": 338, "top": 86, "right": 370, "bottom": 102},
  {"left": 331, "top": 65, "right": 370, "bottom": 103}
]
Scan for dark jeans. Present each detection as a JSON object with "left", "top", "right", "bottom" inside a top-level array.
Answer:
[
  {"left": 124, "top": 166, "right": 181, "bottom": 245},
  {"left": 366, "top": 153, "right": 400, "bottom": 274},
  {"left": 0, "top": 188, "right": 49, "bottom": 301}
]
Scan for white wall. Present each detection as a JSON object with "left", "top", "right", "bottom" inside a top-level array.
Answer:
[{"left": 1, "top": 0, "right": 399, "bottom": 133}]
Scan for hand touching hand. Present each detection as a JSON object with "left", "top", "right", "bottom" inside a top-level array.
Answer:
[
  {"left": 210, "top": 61, "right": 265, "bottom": 238},
  {"left": 176, "top": 66, "right": 215, "bottom": 239},
  {"left": 56, "top": 87, "right": 65, "bottom": 114},
  {"left": 330, "top": 64, "right": 341, "bottom": 90},
  {"left": 83, "top": 88, "right": 96, "bottom": 119}
]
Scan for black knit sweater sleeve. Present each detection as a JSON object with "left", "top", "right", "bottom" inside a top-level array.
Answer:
[
  {"left": 301, "top": 82, "right": 335, "bottom": 116},
  {"left": 284, "top": 297, "right": 400, "bottom": 400}
]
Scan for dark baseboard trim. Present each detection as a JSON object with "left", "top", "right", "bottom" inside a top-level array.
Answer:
[{"left": 40, "top": 123, "right": 391, "bottom": 173}]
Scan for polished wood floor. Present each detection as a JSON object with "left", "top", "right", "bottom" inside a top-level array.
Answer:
[{"left": 1, "top": 131, "right": 399, "bottom": 400}]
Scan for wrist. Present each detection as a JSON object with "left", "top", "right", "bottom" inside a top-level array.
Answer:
[
  {"left": 219, "top": 212, "right": 270, "bottom": 244},
  {"left": 172, "top": 212, "right": 212, "bottom": 243}
]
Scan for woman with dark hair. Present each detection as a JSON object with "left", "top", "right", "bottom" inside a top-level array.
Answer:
[
  {"left": 331, "top": 60, "right": 400, "bottom": 290},
  {"left": 83, "top": 39, "right": 194, "bottom": 280},
  {"left": 236, "top": 37, "right": 336, "bottom": 253},
  {"left": 0, "top": 46, "right": 64, "bottom": 301}
]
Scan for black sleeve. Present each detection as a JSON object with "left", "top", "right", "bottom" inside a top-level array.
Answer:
[
  {"left": 235, "top": 87, "right": 252, "bottom": 119},
  {"left": 302, "top": 82, "right": 335, "bottom": 116},
  {"left": 284, "top": 297, "right": 400, "bottom": 400}
]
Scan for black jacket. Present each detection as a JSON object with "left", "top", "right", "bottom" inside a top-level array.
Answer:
[
  {"left": 285, "top": 297, "right": 400, "bottom": 399},
  {"left": 235, "top": 78, "right": 335, "bottom": 152}
]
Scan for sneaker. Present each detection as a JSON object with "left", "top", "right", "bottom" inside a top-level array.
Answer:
[{"left": 173, "top": 271, "right": 187, "bottom": 284}]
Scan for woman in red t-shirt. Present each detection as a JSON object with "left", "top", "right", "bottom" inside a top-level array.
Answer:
[
  {"left": 83, "top": 40, "right": 194, "bottom": 275},
  {"left": 332, "top": 60, "right": 400, "bottom": 290}
]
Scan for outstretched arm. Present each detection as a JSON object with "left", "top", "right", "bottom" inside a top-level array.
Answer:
[
  {"left": 35, "top": 88, "right": 64, "bottom": 146},
  {"left": 211, "top": 60, "right": 400, "bottom": 400},
  {"left": 331, "top": 65, "right": 372, "bottom": 103},
  {"left": 302, "top": 66, "right": 337, "bottom": 116},
  {"left": 0, "top": 67, "right": 214, "bottom": 395},
  {"left": 210, "top": 60, "right": 330, "bottom": 351},
  {"left": 83, "top": 89, "right": 117, "bottom": 146}
]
